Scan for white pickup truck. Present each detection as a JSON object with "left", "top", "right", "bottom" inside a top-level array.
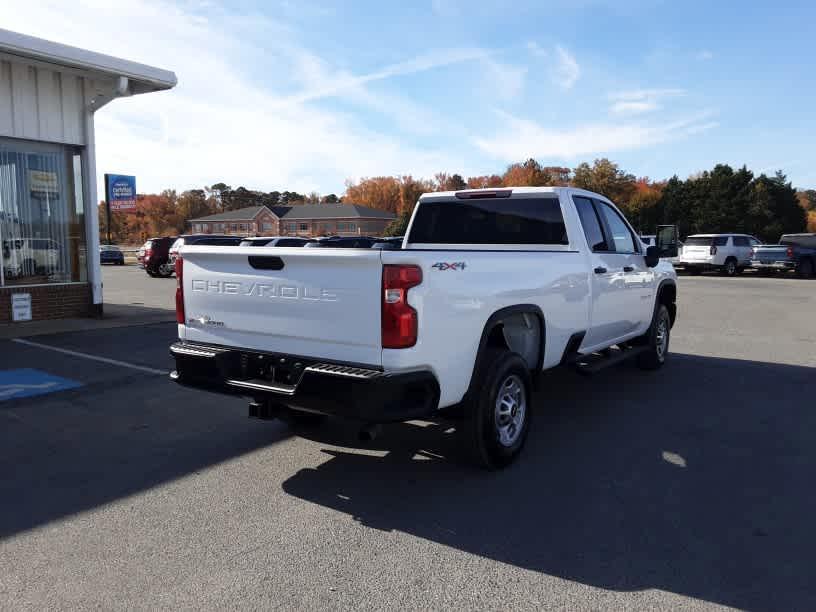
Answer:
[{"left": 170, "top": 187, "right": 678, "bottom": 468}]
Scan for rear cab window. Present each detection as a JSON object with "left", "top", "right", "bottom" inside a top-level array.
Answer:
[
  {"left": 407, "top": 195, "right": 570, "bottom": 247},
  {"left": 573, "top": 196, "right": 607, "bottom": 252}
]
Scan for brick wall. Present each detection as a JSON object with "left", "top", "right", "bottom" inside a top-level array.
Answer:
[{"left": 0, "top": 283, "right": 93, "bottom": 323}]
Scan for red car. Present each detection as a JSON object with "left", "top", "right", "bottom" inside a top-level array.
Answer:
[{"left": 137, "top": 236, "right": 176, "bottom": 277}]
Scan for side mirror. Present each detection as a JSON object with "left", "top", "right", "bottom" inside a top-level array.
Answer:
[
  {"left": 656, "top": 225, "right": 679, "bottom": 258},
  {"left": 645, "top": 246, "right": 660, "bottom": 267}
]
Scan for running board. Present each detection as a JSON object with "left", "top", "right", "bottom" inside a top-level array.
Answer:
[{"left": 572, "top": 345, "right": 648, "bottom": 375}]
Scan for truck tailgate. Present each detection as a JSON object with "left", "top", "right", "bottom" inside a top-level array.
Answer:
[
  {"left": 179, "top": 246, "right": 383, "bottom": 366},
  {"left": 751, "top": 246, "right": 788, "bottom": 263}
]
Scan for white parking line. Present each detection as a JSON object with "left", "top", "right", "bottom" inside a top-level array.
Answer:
[{"left": 11, "top": 338, "right": 167, "bottom": 376}]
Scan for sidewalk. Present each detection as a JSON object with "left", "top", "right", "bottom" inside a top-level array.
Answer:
[{"left": 0, "top": 304, "right": 174, "bottom": 339}]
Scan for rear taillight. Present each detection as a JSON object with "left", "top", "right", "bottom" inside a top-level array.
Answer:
[
  {"left": 710, "top": 245, "right": 717, "bottom": 256},
  {"left": 145, "top": 248, "right": 153, "bottom": 260},
  {"left": 382, "top": 264, "right": 422, "bottom": 349},
  {"left": 787, "top": 247, "right": 794, "bottom": 258},
  {"left": 175, "top": 257, "right": 185, "bottom": 324}
]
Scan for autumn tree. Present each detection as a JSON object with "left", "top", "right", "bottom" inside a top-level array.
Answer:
[
  {"left": 620, "top": 178, "right": 664, "bottom": 234},
  {"left": 796, "top": 189, "right": 816, "bottom": 211},
  {"left": 466, "top": 174, "right": 503, "bottom": 189},
  {"left": 176, "top": 189, "right": 212, "bottom": 223},
  {"left": 343, "top": 176, "right": 401, "bottom": 213},
  {"left": 572, "top": 158, "right": 636, "bottom": 203},
  {"left": 434, "top": 172, "right": 467, "bottom": 191},
  {"left": 502, "top": 158, "right": 552, "bottom": 186}
]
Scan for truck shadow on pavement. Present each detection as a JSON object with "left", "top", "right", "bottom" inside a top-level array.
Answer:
[
  {"left": 0, "top": 380, "right": 292, "bottom": 539},
  {"left": 283, "top": 353, "right": 816, "bottom": 611}
]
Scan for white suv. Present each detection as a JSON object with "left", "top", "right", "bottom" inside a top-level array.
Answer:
[{"left": 677, "top": 233, "right": 761, "bottom": 276}]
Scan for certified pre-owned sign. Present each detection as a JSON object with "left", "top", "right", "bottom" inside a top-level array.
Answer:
[{"left": 105, "top": 174, "right": 137, "bottom": 212}]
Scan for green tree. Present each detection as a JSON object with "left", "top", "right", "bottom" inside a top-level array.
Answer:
[{"left": 384, "top": 211, "right": 411, "bottom": 236}]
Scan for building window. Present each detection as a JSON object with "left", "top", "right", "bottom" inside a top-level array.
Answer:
[
  {"left": 1, "top": 138, "right": 86, "bottom": 287},
  {"left": 337, "top": 222, "right": 357, "bottom": 232},
  {"left": 230, "top": 224, "right": 238, "bottom": 232},
  {"left": 193, "top": 223, "right": 201, "bottom": 232},
  {"left": 286, "top": 222, "right": 297, "bottom": 232},
  {"left": 299, "top": 223, "right": 309, "bottom": 232}
]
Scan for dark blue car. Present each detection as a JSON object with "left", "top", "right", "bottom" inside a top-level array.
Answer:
[{"left": 99, "top": 244, "right": 125, "bottom": 265}]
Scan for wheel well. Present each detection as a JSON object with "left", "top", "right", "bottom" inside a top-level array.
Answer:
[
  {"left": 485, "top": 312, "right": 542, "bottom": 371},
  {"left": 658, "top": 282, "right": 677, "bottom": 326},
  {"left": 464, "top": 306, "right": 545, "bottom": 404}
]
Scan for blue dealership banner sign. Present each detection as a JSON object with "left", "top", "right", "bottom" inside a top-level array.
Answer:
[{"left": 105, "top": 174, "right": 137, "bottom": 211}]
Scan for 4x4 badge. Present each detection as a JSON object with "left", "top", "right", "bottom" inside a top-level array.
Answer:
[{"left": 431, "top": 262, "right": 466, "bottom": 271}]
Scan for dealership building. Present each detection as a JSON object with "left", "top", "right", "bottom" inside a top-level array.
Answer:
[
  {"left": 188, "top": 203, "right": 396, "bottom": 238},
  {"left": 0, "top": 28, "right": 176, "bottom": 322}
]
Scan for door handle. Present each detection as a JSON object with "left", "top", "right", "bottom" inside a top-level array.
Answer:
[
  {"left": 623, "top": 266, "right": 634, "bottom": 272},
  {"left": 594, "top": 266, "right": 607, "bottom": 274}
]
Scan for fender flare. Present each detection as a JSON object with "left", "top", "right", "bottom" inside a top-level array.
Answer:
[
  {"left": 462, "top": 304, "right": 545, "bottom": 405},
  {"left": 654, "top": 279, "right": 677, "bottom": 327}
]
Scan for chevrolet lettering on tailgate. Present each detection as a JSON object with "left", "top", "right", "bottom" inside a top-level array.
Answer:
[{"left": 191, "top": 279, "right": 338, "bottom": 302}]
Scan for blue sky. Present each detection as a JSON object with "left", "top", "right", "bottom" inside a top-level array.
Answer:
[{"left": 6, "top": 0, "right": 816, "bottom": 194}]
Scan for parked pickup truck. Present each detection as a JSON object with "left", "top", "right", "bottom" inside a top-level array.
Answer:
[
  {"left": 748, "top": 233, "right": 816, "bottom": 278},
  {"left": 170, "top": 187, "right": 679, "bottom": 468}
]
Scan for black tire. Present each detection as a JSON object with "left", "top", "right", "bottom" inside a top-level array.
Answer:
[
  {"left": 636, "top": 304, "right": 671, "bottom": 370},
  {"left": 462, "top": 350, "right": 532, "bottom": 470},
  {"left": 722, "top": 258, "right": 738, "bottom": 276},
  {"left": 797, "top": 258, "right": 814, "bottom": 279},
  {"left": 157, "top": 263, "right": 174, "bottom": 278},
  {"left": 146, "top": 269, "right": 157, "bottom": 278}
]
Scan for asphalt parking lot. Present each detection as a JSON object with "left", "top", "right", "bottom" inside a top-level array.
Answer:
[{"left": 1, "top": 268, "right": 814, "bottom": 610}]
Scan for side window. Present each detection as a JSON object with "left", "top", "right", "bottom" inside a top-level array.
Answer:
[
  {"left": 573, "top": 196, "right": 607, "bottom": 252},
  {"left": 596, "top": 202, "right": 636, "bottom": 253},
  {"left": 749, "top": 237, "right": 761, "bottom": 246},
  {"left": 732, "top": 236, "right": 748, "bottom": 247},
  {"left": 714, "top": 236, "right": 729, "bottom": 247}
]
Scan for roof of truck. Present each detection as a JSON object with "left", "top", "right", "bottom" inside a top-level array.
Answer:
[
  {"left": 686, "top": 233, "right": 756, "bottom": 237},
  {"left": 419, "top": 186, "right": 611, "bottom": 201}
]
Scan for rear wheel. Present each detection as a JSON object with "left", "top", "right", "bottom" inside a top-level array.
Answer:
[
  {"left": 157, "top": 263, "right": 174, "bottom": 278},
  {"left": 637, "top": 304, "right": 671, "bottom": 370},
  {"left": 462, "top": 350, "right": 532, "bottom": 470},
  {"left": 797, "top": 258, "right": 814, "bottom": 279},
  {"left": 722, "top": 258, "right": 738, "bottom": 276}
]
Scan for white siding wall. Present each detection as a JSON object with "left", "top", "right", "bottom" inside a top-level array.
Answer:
[{"left": 0, "top": 58, "right": 87, "bottom": 145}]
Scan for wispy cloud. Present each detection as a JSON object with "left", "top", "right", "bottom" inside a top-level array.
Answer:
[
  {"left": 481, "top": 58, "right": 527, "bottom": 101},
  {"left": 527, "top": 42, "right": 580, "bottom": 90},
  {"left": 608, "top": 88, "right": 686, "bottom": 115},
  {"left": 554, "top": 46, "right": 580, "bottom": 90},
  {"left": 695, "top": 50, "right": 714, "bottom": 60},
  {"left": 474, "top": 110, "right": 718, "bottom": 161},
  {"left": 279, "top": 47, "right": 491, "bottom": 106}
]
